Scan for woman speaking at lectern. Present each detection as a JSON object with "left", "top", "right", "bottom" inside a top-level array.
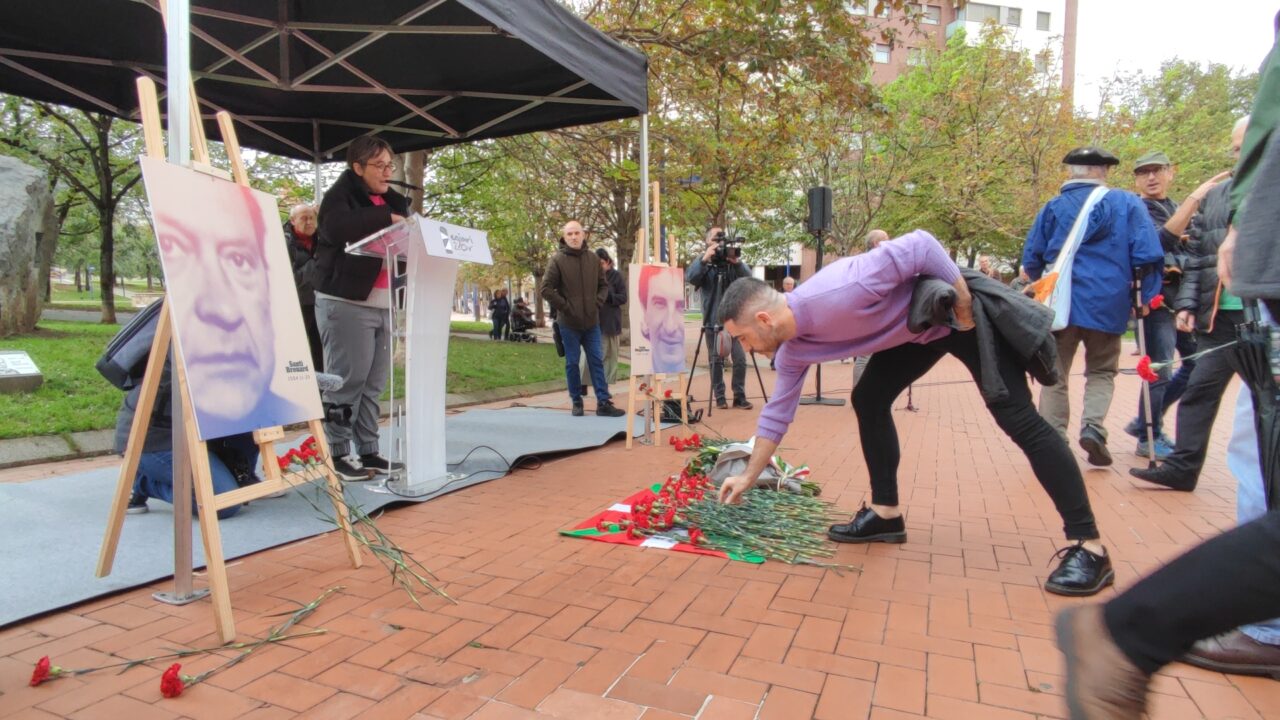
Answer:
[{"left": 310, "top": 135, "right": 408, "bottom": 481}]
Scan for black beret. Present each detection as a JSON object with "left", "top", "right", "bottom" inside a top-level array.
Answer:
[{"left": 1062, "top": 146, "right": 1120, "bottom": 166}]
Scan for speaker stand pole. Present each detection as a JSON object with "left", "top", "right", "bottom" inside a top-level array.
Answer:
[{"left": 799, "top": 226, "right": 845, "bottom": 407}]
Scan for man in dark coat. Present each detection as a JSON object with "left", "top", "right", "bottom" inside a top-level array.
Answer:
[
  {"left": 284, "top": 203, "right": 322, "bottom": 372},
  {"left": 1130, "top": 120, "right": 1248, "bottom": 491},
  {"left": 541, "top": 220, "right": 626, "bottom": 418}
]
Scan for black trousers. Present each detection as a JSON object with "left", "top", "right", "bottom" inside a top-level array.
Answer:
[
  {"left": 301, "top": 302, "right": 324, "bottom": 374},
  {"left": 1162, "top": 310, "right": 1245, "bottom": 483},
  {"left": 1105, "top": 508, "right": 1280, "bottom": 674},
  {"left": 854, "top": 330, "right": 1100, "bottom": 540}
]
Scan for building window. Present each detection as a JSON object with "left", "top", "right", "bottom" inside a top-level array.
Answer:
[
  {"left": 1004, "top": 7, "right": 1021, "bottom": 26},
  {"left": 911, "top": 3, "right": 942, "bottom": 24},
  {"left": 874, "top": 43, "right": 892, "bottom": 63},
  {"left": 1034, "top": 54, "right": 1048, "bottom": 73},
  {"left": 963, "top": 3, "right": 1001, "bottom": 23},
  {"left": 1037, "top": 11, "right": 1051, "bottom": 30},
  {"left": 907, "top": 47, "right": 926, "bottom": 66},
  {"left": 848, "top": 0, "right": 888, "bottom": 16}
]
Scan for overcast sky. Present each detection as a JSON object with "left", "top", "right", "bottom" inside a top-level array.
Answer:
[{"left": 1073, "top": 0, "right": 1275, "bottom": 112}]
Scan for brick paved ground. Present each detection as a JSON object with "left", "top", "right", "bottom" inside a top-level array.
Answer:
[{"left": 2, "top": 344, "right": 1278, "bottom": 719}]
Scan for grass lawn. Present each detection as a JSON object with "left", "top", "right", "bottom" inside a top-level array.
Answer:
[
  {"left": 449, "top": 320, "right": 493, "bottom": 334},
  {"left": 0, "top": 321, "right": 122, "bottom": 440},
  {"left": 1, "top": 321, "right": 574, "bottom": 439},
  {"left": 384, "top": 336, "right": 567, "bottom": 399}
]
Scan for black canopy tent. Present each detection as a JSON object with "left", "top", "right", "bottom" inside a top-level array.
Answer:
[{"left": 0, "top": 0, "right": 648, "bottom": 162}]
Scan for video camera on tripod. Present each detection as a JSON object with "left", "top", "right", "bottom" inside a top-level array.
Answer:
[{"left": 711, "top": 230, "right": 744, "bottom": 266}]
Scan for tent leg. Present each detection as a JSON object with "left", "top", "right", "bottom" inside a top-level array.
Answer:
[{"left": 640, "top": 113, "right": 649, "bottom": 264}]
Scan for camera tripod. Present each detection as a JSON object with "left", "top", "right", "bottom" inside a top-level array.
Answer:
[{"left": 684, "top": 259, "right": 769, "bottom": 418}]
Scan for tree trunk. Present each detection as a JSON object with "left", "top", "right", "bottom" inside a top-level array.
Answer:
[
  {"left": 99, "top": 205, "right": 116, "bottom": 324},
  {"left": 533, "top": 271, "right": 545, "bottom": 328},
  {"left": 405, "top": 150, "right": 427, "bottom": 214},
  {"left": 146, "top": 265, "right": 153, "bottom": 290},
  {"left": 75, "top": 265, "right": 82, "bottom": 292}
]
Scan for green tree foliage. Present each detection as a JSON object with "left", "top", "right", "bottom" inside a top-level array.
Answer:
[
  {"left": 1090, "top": 60, "right": 1257, "bottom": 200},
  {"left": 0, "top": 97, "right": 143, "bottom": 323},
  {"left": 871, "top": 26, "right": 1075, "bottom": 267}
]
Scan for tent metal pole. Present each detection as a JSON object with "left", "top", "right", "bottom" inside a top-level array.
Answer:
[
  {"left": 166, "top": 0, "right": 191, "bottom": 167},
  {"left": 163, "top": 0, "right": 201, "bottom": 606},
  {"left": 639, "top": 113, "right": 649, "bottom": 263}
]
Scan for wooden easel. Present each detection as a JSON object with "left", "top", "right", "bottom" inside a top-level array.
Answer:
[
  {"left": 626, "top": 182, "right": 689, "bottom": 448},
  {"left": 96, "top": 76, "right": 362, "bottom": 643}
]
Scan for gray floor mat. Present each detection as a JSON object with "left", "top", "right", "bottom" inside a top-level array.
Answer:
[{"left": 0, "top": 406, "right": 662, "bottom": 627}]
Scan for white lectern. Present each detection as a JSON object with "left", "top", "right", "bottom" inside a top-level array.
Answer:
[{"left": 347, "top": 216, "right": 493, "bottom": 496}]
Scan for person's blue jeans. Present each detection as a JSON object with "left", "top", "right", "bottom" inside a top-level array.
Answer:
[
  {"left": 134, "top": 433, "right": 257, "bottom": 519},
  {"left": 560, "top": 324, "right": 610, "bottom": 404},
  {"left": 1135, "top": 308, "right": 1176, "bottom": 435},
  {"left": 1227, "top": 386, "right": 1280, "bottom": 644}
]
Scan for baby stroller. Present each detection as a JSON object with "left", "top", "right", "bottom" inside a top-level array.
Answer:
[{"left": 508, "top": 299, "right": 537, "bottom": 343}]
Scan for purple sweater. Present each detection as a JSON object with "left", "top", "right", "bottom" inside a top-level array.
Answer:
[{"left": 757, "top": 230, "right": 960, "bottom": 442}]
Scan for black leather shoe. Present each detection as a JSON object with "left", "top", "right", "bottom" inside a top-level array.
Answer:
[
  {"left": 733, "top": 397, "right": 753, "bottom": 410},
  {"left": 1078, "top": 424, "right": 1112, "bottom": 466},
  {"left": 572, "top": 401, "right": 584, "bottom": 417},
  {"left": 1045, "top": 543, "right": 1114, "bottom": 596},
  {"left": 596, "top": 401, "right": 626, "bottom": 417},
  {"left": 716, "top": 398, "right": 729, "bottom": 410},
  {"left": 828, "top": 504, "right": 906, "bottom": 544},
  {"left": 1128, "top": 464, "right": 1196, "bottom": 491}
]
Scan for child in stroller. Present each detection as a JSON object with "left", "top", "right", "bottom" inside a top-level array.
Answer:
[{"left": 508, "top": 298, "right": 537, "bottom": 343}]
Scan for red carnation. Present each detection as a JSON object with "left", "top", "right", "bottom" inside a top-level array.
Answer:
[
  {"left": 664, "top": 389, "right": 672, "bottom": 398},
  {"left": 1136, "top": 355, "right": 1159, "bottom": 383},
  {"left": 674, "top": 440, "right": 686, "bottom": 451},
  {"left": 688, "top": 528, "right": 704, "bottom": 545},
  {"left": 668, "top": 436, "right": 677, "bottom": 445},
  {"left": 160, "top": 663, "right": 185, "bottom": 698},
  {"left": 30, "top": 656, "right": 55, "bottom": 686},
  {"left": 1149, "top": 293, "right": 1164, "bottom": 310}
]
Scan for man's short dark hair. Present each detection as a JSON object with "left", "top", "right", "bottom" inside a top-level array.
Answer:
[
  {"left": 717, "top": 277, "right": 775, "bottom": 326},
  {"left": 347, "top": 135, "right": 393, "bottom": 168},
  {"left": 596, "top": 248, "right": 613, "bottom": 265}
]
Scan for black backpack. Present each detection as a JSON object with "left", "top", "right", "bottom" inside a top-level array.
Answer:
[{"left": 95, "top": 299, "right": 163, "bottom": 390}]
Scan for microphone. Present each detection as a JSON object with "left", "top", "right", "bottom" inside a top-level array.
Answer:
[{"left": 386, "top": 179, "right": 422, "bottom": 191}]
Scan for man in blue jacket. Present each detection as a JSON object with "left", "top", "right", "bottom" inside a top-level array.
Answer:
[{"left": 1023, "top": 146, "right": 1165, "bottom": 466}]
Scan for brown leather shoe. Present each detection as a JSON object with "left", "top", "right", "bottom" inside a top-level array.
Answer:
[
  {"left": 1183, "top": 629, "right": 1280, "bottom": 679},
  {"left": 1055, "top": 605, "right": 1149, "bottom": 720}
]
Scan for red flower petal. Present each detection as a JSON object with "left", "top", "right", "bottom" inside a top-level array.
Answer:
[
  {"left": 160, "top": 663, "right": 185, "bottom": 698},
  {"left": 1136, "top": 355, "right": 1159, "bottom": 383},
  {"left": 664, "top": 389, "right": 672, "bottom": 398},
  {"left": 1150, "top": 293, "right": 1164, "bottom": 310},
  {"left": 30, "top": 656, "right": 51, "bottom": 686}
]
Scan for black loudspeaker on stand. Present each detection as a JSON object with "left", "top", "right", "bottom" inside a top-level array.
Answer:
[{"left": 799, "top": 186, "right": 845, "bottom": 407}]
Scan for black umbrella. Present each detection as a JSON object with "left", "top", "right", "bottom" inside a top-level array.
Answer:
[{"left": 1232, "top": 305, "right": 1280, "bottom": 510}]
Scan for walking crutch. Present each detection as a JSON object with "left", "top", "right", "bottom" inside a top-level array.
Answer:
[{"left": 1132, "top": 268, "right": 1159, "bottom": 469}]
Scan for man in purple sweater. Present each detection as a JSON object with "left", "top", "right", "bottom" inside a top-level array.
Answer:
[{"left": 715, "top": 230, "right": 1113, "bottom": 596}]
